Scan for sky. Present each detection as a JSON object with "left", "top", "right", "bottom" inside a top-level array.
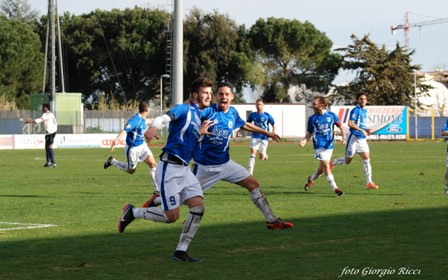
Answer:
[{"left": 33, "top": 0, "right": 448, "bottom": 85}]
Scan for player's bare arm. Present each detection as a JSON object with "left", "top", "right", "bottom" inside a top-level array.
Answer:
[
  {"left": 241, "top": 122, "right": 281, "bottom": 141},
  {"left": 338, "top": 125, "right": 347, "bottom": 145},
  {"left": 144, "top": 126, "right": 159, "bottom": 143},
  {"left": 111, "top": 130, "right": 127, "bottom": 152},
  {"left": 299, "top": 132, "right": 312, "bottom": 147},
  {"left": 348, "top": 120, "right": 368, "bottom": 137}
]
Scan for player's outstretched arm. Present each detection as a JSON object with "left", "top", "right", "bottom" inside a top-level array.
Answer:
[
  {"left": 144, "top": 126, "right": 159, "bottom": 143},
  {"left": 299, "top": 132, "right": 312, "bottom": 147},
  {"left": 241, "top": 122, "right": 281, "bottom": 141}
]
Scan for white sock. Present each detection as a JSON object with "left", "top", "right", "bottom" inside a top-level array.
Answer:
[
  {"left": 248, "top": 155, "right": 255, "bottom": 175},
  {"left": 249, "top": 188, "right": 275, "bottom": 222},
  {"left": 333, "top": 157, "right": 345, "bottom": 165},
  {"left": 363, "top": 159, "right": 372, "bottom": 183},
  {"left": 310, "top": 171, "right": 322, "bottom": 181},
  {"left": 326, "top": 174, "right": 338, "bottom": 190},
  {"left": 149, "top": 167, "right": 159, "bottom": 193},
  {"left": 112, "top": 159, "right": 127, "bottom": 172},
  {"left": 133, "top": 207, "right": 169, "bottom": 222},
  {"left": 176, "top": 206, "right": 204, "bottom": 252}
]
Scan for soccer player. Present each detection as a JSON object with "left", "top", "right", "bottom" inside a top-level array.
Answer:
[
  {"left": 247, "top": 98, "right": 276, "bottom": 175},
  {"left": 441, "top": 119, "right": 448, "bottom": 195},
  {"left": 192, "top": 82, "right": 293, "bottom": 230},
  {"left": 24, "top": 103, "right": 58, "bottom": 167},
  {"left": 331, "top": 92, "right": 379, "bottom": 190},
  {"left": 103, "top": 101, "right": 159, "bottom": 197},
  {"left": 299, "top": 96, "right": 346, "bottom": 196},
  {"left": 117, "top": 77, "right": 213, "bottom": 263}
]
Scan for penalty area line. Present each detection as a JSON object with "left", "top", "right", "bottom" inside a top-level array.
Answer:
[{"left": 0, "top": 222, "right": 57, "bottom": 231}]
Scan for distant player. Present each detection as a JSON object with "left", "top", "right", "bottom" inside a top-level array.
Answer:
[
  {"left": 299, "top": 96, "right": 346, "bottom": 196},
  {"left": 247, "top": 98, "right": 276, "bottom": 175},
  {"left": 331, "top": 92, "right": 379, "bottom": 190},
  {"left": 193, "top": 82, "right": 293, "bottom": 230},
  {"left": 24, "top": 103, "right": 58, "bottom": 167},
  {"left": 103, "top": 101, "right": 159, "bottom": 198},
  {"left": 441, "top": 119, "right": 448, "bottom": 195}
]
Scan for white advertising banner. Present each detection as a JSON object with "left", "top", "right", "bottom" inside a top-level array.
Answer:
[
  {"left": 331, "top": 106, "right": 408, "bottom": 140},
  {"left": 9, "top": 134, "right": 127, "bottom": 149}
]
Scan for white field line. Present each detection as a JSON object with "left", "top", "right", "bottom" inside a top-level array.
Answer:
[{"left": 0, "top": 222, "right": 56, "bottom": 231}]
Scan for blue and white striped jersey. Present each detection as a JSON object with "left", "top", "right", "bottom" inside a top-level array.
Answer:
[
  {"left": 162, "top": 102, "right": 202, "bottom": 164},
  {"left": 247, "top": 111, "right": 275, "bottom": 141},
  {"left": 349, "top": 105, "right": 368, "bottom": 139},
  {"left": 307, "top": 110, "right": 342, "bottom": 150},
  {"left": 194, "top": 104, "right": 246, "bottom": 165},
  {"left": 124, "top": 113, "right": 146, "bottom": 147}
]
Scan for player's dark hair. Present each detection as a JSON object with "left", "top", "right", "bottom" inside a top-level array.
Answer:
[
  {"left": 217, "top": 81, "right": 234, "bottom": 94},
  {"left": 256, "top": 98, "right": 264, "bottom": 103},
  {"left": 138, "top": 101, "right": 149, "bottom": 113},
  {"left": 190, "top": 77, "right": 214, "bottom": 95},
  {"left": 356, "top": 91, "right": 367, "bottom": 100},
  {"left": 42, "top": 103, "right": 51, "bottom": 110}
]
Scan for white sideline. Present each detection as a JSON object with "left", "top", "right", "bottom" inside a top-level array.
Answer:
[{"left": 0, "top": 222, "right": 56, "bottom": 231}]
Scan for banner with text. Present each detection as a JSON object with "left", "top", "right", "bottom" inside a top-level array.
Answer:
[{"left": 331, "top": 106, "right": 408, "bottom": 140}]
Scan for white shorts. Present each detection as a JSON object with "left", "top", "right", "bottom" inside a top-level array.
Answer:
[
  {"left": 192, "top": 159, "right": 250, "bottom": 192},
  {"left": 445, "top": 153, "right": 448, "bottom": 168},
  {"left": 124, "top": 144, "right": 154, "bottom": 169},
  {"left": 250, "top": 138, "right": 269, "bottom": 154},
  {"left": 346, "top": 134, "right": 369, "bottom": 158},
  {"left": 314, "top": 148, "right": 333, "bottom": 161},
  {"left": 156, "top": 161, "right": 203, "bottom": 211}
]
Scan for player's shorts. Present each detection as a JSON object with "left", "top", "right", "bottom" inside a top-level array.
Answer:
[
  {"left": 346, "top": 133, "right": 370, "bottom": 158},
  {"left": 45, "top": 132, "right": 56, "bottom": 145},
  {"left": 250, "top": 138, "right": 269, "bottom": 154},
  {"left": 124, "top": 144, "right": 154, "bottom": 169},
  {"left": 445, "top": 153, "right": 448, "bottom": 168},
  {"left": 156, "top": 160, "right": 203, "bottom": 211},
  {"left": 192, "top": 159, "right": 251, "bottom": 192},
  {"left": 314, "top": 148, "right": 333, "bottom": 161}
]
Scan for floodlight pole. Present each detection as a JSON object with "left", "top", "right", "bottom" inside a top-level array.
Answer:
[{"left": 172, "top": 0, "right": 183, "bottom": 105}]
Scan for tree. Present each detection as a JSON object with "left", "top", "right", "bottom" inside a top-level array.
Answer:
[
  {"left": 184, "top": 8, "right": 254, "bottom": 102},
  {"left": 248, "top": 17, "right": 342, "bottom": 103},
  {"left": 0, "top": 0, "right": 39, "bottom": 23},
  {"left": 0, "top": 16, "right": 43, "bottom": 108},
  {"left": 47, "top": 7, "right": 170, "bottom": 108},
  {"left": 334, "top": 35, "right": 430, "bottom": 107}
]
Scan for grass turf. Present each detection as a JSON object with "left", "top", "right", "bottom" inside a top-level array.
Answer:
[{"left": 0, "top": 141, "right": 447, "bottom": 279}]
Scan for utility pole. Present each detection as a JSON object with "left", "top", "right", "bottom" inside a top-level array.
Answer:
[
  {"left": 48, "top": 0, "right": 56, "bottom": 112},
  {"left": 172, "top": 0, "right": 183, "bottom": 105}
]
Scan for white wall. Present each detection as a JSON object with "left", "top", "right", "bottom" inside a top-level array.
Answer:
[{"left": 232, "top": 103, "right": 306, "bottom": 138}]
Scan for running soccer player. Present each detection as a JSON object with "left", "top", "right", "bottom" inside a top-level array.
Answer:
[
  {"left": 192, "top": 82, "right": 293, "bottom": 230},
  {"left": 299, "top": 95, "right": 346, "bottom": 196},
  {"left": 331, "top": 92, "right": 379, "bottom": 190},
  {"left": 103, "top": 101, "right": 159, "bottom": 197},
  {"left": 441, "top": 119, "right": 448, "bottom": 195},
  {"left": 117, "top": 77, "right": 213, "bottom": 263},
  {"left": 247, "top": 98, "right": 276, "bottom": 175}
]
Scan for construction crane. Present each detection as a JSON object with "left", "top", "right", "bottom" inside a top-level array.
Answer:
[{"left": 391, "top": 12, "right": 448, "bottom": 49}]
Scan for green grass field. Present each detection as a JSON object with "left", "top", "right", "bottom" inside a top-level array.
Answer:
[{"left": 1, "top": 141, "right": 447, "bottom": 279}]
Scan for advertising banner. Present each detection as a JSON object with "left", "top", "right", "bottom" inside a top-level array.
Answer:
[
  {"left": 331, "top": 106, "right": 408, "bottom": 140},
  {"left": 11, "top": 134, "right": 127, "bottom": 149}
]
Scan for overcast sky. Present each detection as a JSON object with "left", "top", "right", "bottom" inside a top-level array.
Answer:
[{"left": 33, "top": 0, "right": 448, "bottom": 84}]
